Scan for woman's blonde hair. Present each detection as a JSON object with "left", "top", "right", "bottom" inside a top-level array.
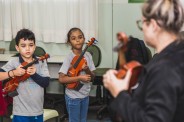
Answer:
[{"left": 142, "top": 0, "right": 184, "bottom": 34}]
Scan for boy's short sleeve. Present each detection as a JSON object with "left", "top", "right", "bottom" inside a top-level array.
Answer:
[
  {"left": 38, "top": 60, "right": 50, "bottom": 77},
  {"left": 1, "top": 58, "right": 19, "bottom": 71}
]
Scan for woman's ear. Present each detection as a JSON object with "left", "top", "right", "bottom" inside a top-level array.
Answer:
[{"left": 150, "top": 19, "right": 160, "bottom": 32}]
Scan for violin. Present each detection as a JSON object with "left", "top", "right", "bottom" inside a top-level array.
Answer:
[
  {"left": 114, "top": 32, "right": 143, "bottom": 92},
  {"left": 2, "top": 54, "right": 50, "bottom": 95},
  {"left": 66, "top": 38, "right": 96, "bottom": 90}
]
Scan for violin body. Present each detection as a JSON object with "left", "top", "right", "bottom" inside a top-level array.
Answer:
[
  {"left": 3, "top": 54, "right": 50, "bottom": 95},
  {"left": 3, "top": 62, "right": 30, "bottom": 94},
  {"left": 116, "top": 61, "right": 143, "bottom": 92},
  {"left": 66, "top": 56, "right": 87, "bottom": 89},
  {"left": 65, "top": 37, "right": 96, "bottom": 90}
]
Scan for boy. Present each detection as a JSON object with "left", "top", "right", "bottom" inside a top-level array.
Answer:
[{"left": 0, "top": 29, "right": 50, "bottom": 122}]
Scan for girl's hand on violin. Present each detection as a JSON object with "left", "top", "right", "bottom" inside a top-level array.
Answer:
[
  {"left": 82, "top": 64, "right": 89, "bottom": 71},
  {"left": 103, "top": 69, "right": 132, "bottom": 98},
  {"left": 14, "top": 65, "right": 26, "bottom": 76},
  {"left": 78, "top": 74, "right": 91, "bottom": 82},
  {"left": 83, "top": 66, "right": 89, "bottom": 72},
  {"left": 27, "top": 66, "right": 36, "bottom": 75}
]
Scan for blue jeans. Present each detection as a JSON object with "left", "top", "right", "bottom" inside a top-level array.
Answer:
[
  {"left": 65, "top": 95, "right": 89, "bottom": 122},
  {"left": 12, "top": 114, "right": 43, "bottom": 122}
]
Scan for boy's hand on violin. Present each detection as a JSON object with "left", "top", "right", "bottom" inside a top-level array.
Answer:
[
  {"left": 79, "top": 74, "right": 91, "bottom": 82},
  {"left": 103, "top": 69, "right": 132, "bottom": 98},
  {"left": 14, "top": 65, "right": 26, "bottom": 76},
  {"left": 27, "top": 65, "right": 36, "bottom": 75}
]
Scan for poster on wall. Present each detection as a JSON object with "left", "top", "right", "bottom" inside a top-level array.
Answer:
[
  {"left": 129, "top": 0, "right": 184, "bottom": 3},
  {"left": 129, "top": 0, "right": 145, "bottom": 3}
]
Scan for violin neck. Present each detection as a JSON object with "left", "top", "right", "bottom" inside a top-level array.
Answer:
[
  {"left": 73, "top": 45, "right": 88, "bottom": 69},
  {"left": 2, "top": 58, "right": 39, "bottom": 85},
  {"left": 22, "top": 59, "right": 39, "bottom": 69},
  {"left": 119, "top": 51, "right": 127, "bottom": 68}
]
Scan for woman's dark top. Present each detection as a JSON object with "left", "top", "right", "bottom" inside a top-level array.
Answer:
[{"left": 109, "top": 40, "right": 184, "bottom": 122}]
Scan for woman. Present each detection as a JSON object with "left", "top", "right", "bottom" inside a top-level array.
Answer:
[{"left": 103, "top": 0, "right": 184, "bottom": 122}]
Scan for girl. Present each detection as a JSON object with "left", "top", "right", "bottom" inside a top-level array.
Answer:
[
  {"left": 103, "top": 0, "right": 184, "bottom": 122},
  {"left": 59, "top": 27, "right": 95, "bottom": 122}
]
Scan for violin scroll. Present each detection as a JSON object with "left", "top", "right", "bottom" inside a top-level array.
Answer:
[
  {"left": 38, "top": 53, "right": 50, "bottom": 61},
  {"left": 114, "top": 32, "right": 129, "bottom": 52},
  {"left": 87, "top": 37, "right": 97, "bottom": 46}
]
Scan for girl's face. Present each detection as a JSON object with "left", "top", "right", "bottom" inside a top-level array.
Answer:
[
  {"left": 69, "top": 30, "right": 85, "bottom": 50},
  {"left": 16, "top": 38, "right": 36, "bottom": 60}
]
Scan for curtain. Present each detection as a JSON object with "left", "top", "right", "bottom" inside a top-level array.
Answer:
[{"left": 0, "top": 0, "right": 98, "bottom": 43}]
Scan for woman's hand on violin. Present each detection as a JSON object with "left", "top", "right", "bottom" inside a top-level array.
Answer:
[
  {"left": 103, "top": 69, "right": 132, "bottom": 98},
  {"left": 78, "top": 74, "right": 91, "bottom": 82},
  {"left": 27, "top": 65, "right": 36, "bottom": 75},
  {"left": 14, "top": 65, "right": 26, "bottom": 76}
]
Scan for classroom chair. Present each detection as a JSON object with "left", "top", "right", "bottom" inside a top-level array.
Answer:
[
  {"left": 9, "top": 39, "right": 17, "bottom": 52},
  {"left": 34, "top": 46, "right": 46, "bottom": 57},
  {"left": 0, "top": 48, "right": 5, "bottom": 54},
  {"left": 87, "top": 44, "right": 110, "bottom": 120}
]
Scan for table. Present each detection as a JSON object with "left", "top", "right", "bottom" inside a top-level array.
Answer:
[
  {"left": 0, "top": 53, "right": 66, "bottom": 95},
  {"left": 0, "top": 54, "right": 65, "bottom": 78},
  {"left": 0, "top": 54, "right": 65, "bottom": 63}
]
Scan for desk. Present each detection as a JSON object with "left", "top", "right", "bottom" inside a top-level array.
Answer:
[
  {"left": 0, "top": 54, "right": 66, "bottom": 78},
  {"left": 0, "top": 54, "right": 97, "bottom": 96},
  {"left": 0, "top": 54, "right": 65, "bottom": 64},
  {"left": 0, "top": 53, "right": 66, "bottom": 95}
]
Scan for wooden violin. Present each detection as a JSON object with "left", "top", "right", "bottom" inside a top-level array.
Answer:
[
  {"left": 3, "top": 54, "right": 50, "bottom": 95},
  {"left": 114, "top": 32, "right": 143, "bottom": 92},
  {"left": 66, "top": 38, "right": 96, "bottom": 90}
]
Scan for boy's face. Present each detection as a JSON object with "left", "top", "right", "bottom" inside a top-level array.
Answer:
[{"left": 15, "top": 38, "right": 36, "bottom": 59}]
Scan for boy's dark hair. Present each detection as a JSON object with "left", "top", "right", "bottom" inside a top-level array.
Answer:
[
  {"left": 15, "top": 29, "right": 35, "bottom": 46},
  {"left": 66, "top": 27, "right": 85, "bottom": 45}
]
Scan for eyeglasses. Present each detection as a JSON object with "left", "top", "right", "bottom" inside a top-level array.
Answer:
[{"left": 136, "top": 19, "right": 149, "bottom": 31}]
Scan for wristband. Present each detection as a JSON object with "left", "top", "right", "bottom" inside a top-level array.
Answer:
[
  {"left": 8, "top": 71, "right": 11, "bottom": 78},
  {"left": 12, "top": 70, "right": 15, "bottom": 77}
]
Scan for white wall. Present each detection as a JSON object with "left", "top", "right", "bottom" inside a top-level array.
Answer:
[{"left": 0, "top": 0, "right": 184, "bottom": 69}]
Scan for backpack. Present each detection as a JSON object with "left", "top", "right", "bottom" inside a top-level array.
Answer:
[{"left": 116, "top": 36, "right": 152, "bottom": 70}]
